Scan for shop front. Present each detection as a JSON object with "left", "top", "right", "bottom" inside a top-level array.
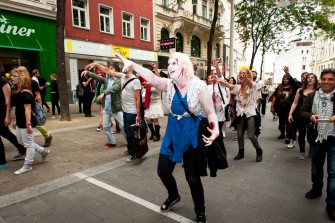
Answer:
[
  {"left": 64, "top": 38, "right": 157, "bottom": 102},
  {"left": 0, "top": 8, "right": 56, "bottom": 96}
]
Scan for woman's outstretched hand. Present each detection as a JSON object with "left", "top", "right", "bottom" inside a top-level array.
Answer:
[{"left": 113, "top": 50, "right": 134, "bottom": 73}]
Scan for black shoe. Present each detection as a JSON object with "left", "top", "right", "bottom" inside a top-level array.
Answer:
[
  {"left": 326, "top": 205, "right": 335, "bottom": 221},
  {"left": 234, "top": 149, "right": 244, "bottom": 160},
  {"left": 285, "top": 138, "right": 290, "bottom": 144},
  {"left": 305, "top": 189, "right": 322, "bottom": 199},
  {"left": 277, "top": 135, "right": 285, "bottom": 139},
  {"left": 196, "top": 213, "right": 207, "bottom": 223},
  {"left": 85, "top": 114, "right": 95, "bottom": 117},
  {"left": 256, "top": 148, "right": 263, "bottom": 162},
  {"left": 160, "top": 196, "right": 180, "bottom": 212}
]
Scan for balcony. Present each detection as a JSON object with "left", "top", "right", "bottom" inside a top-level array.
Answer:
[{"left": 155, "top": 4, "right": 224, "bottom": 37}]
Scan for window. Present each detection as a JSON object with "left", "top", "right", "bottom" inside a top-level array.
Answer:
[
  {"left": 162, "top": 0, "right": 169, "bottom": 7},
  {"left": 176, "top": 32, "right": 183, "bottom": 52},
  {"left": 306, "top": 50, "right": 309, "bottom": 54},
  {"left": 209, "top": 9, "right": 213, "bottom": 20},
  {"left": 122, "top": 12, "right": 133, "bottom": 38},
  {"left": 202, "top": 0, "right": 207, "bottom": 18},
  {"left": 140, "top": 18, "right": 150, "bottom": 41},
  {"left": 301, "top": 50, "right": 303, "bottom": 54},
  {"left": 302, "top": 65, "right": 306, "bottom": 70},
  {"left": 177, "top": 0, "right": 184, "bottom": 9},
  {"left": 72, "top": 0, "right": 89, "bottom": 28},
  {"left": 191, "top": 35, "right": 201, "bottom": 57},
  {"left": 217, "top": 13, "right": 221, "bottom": 26},
  {"left": 99, "top": 5, "right": 113, "bottom": 34},
  {"left": 161, "top": 28, "right": 170, "bottom": 52},
  {"left": 216, "top": 43, "right": 220, "bottom": 58},
  {"left": 192, "top": 0, "right": 197, "bottom": 15}
]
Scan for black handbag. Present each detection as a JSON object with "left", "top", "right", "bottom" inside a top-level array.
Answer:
[
  {"left": 129, "top": 123, "right": 148, "bottom": 158},
  {"left": 173, "top": 83, "right": 228, "bottom": 176}
]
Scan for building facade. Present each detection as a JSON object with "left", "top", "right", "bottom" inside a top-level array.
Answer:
[
  {"left": 65, "top": 0, "right": 156, "bottom": 96},
  {"left": 0, "top": 0, "right": 57, "bottom": 95},
  {"left": 274, "top": 40, "right": 314, "bottom": 84},
  {"left": 154, "top": 0, "right": 226, "bottom": 78}
]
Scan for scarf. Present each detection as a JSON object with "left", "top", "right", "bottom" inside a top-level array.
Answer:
[{"left": 311, "top": 89, "right": 334, "bottom": 142}]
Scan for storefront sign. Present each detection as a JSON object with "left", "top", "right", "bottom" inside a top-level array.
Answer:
[
  {"left": 0, "top": 15, "right": 36, "bottom": 37},
  {"left": 160, "top": 38, "right": 175, "bottom": 50},
  {"left": 112, "top": 46, "right": 130, "bottom": 58}
]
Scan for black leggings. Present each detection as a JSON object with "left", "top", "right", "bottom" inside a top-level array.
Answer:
[{"left": 157, "top": 149, "right": 205, "bottom": 214}]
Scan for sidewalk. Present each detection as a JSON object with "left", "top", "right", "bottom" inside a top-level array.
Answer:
[{"left": 0, "top": 108, "right": 332, "bottom": 223}]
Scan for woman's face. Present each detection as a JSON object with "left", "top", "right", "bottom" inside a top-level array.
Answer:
[
  {"left": 10, "top": 71, "right": 20, "bottom": 85},
  {"left": 168, "top": 57, "right": 184, "bottom": 80},
  {"left": 306, "top": 75, "right": 316, "bottom": 85},
  {"left": 229, "top": 78, "right": 234, "bottom": 84},
  {"left": 283, "top": 77, "right": 289, "bottom": 85}
]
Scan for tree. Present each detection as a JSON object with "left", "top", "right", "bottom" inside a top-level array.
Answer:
[
  {"left": 56, "top": 0, "right": 71, "bottom": 121},
  {"left": 235, "top": 0, "right": 335, "bottom": 70},
  {"left": 206, "top": 0, "right": 219, "bottom": 79}
]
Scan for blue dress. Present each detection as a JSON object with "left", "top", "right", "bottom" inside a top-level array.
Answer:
[{"left": 160, "top": 91, "right": 203, "bottom": 163}]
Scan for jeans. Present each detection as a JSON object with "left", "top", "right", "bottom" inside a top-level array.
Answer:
[
  {"left": 16, "top": 127, "right": 46, "bottom": 165},
  {"left": 237, "top": 115, "right": 260, "bottom": 150},
  {"left": 310, "top": 136, "right": 335, "bottom": 205},
  {"left": 123, "top": 112, "right": 137, "bottom": 156},
  {"left": 35, "top": 125, "right": 50, "bottom": 139},
  {"left": 157, "top": 150, "right": 205, "bottom": 214},
  {"left": 103, "top": 109, "right": 125, "bottom": 144}
]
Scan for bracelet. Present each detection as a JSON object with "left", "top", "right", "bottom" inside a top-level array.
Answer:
[{"left": 26, "top": 123, "right": 31, "bottom": 126}]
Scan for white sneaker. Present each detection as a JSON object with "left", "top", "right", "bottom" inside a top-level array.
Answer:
[
  {"left": 299, "top": 153, "right": 305, "bottom": 160},
  {"left": 14, "top": 165, "right": 32, "bottom": 175},
  {"left": 287, "top": 140, "right": 296, "bottom": 148},
  {"left": 51, "top": 116, "right": 56, "bottom": 119}
]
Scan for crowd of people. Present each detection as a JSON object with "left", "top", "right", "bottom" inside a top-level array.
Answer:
[{"left": 0, "top": 53, "right": 334, "bottom": 222}]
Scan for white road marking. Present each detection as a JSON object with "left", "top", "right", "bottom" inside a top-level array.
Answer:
[{"left": 83, "top": 175, "right": 195, "bottom": 223}]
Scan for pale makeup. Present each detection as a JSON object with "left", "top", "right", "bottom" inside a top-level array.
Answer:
[{"left": 168, "top": 57, "right": 184, "bottom": 81}]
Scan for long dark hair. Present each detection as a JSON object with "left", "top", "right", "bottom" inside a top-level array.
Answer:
[{"left": 302, "top": 73, "right": 318, "bottom": 91}]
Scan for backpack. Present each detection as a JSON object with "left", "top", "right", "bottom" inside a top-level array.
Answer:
[{"left": 21, "top": 89, "right": 46, "bottom": 126}]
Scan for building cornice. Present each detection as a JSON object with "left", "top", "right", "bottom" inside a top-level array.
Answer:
[{"left": 0, "top": 0, "right": 56, "bottom": 20}]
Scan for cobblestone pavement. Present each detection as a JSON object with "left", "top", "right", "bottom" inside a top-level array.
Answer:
[{"left": 0, "top": 104, "right": 332, "bottom": 223}]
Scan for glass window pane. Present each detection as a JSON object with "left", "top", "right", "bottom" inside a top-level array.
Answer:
[
  {"left": 123, "top": 14, "right": 130, "bottom": 21},
  {"left": 100, "top": 7, "right": 109, "bottom": 15},
  {"left": 100, "top": 15, "right": 104, "bottom": 31},
  {"left": 80, "top": 10, "right": 86, "bottom": 27},
  {"left": 106, "top": 18, "right": 110, "bottom": 32},
  {"left": 73, "top": 9, "right": 79, "bottom": 26},
  {"left": 73, "top": 0, "right": 85, "bottom": 8}
]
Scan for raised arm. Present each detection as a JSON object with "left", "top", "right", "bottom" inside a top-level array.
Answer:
[
  {"left": 113, "top": 51, "right": 168, "bottom": 92},
  {"left": 85, "top": 63, "right": 121, "bottom": 78},
  {"left": 218, "top": 79, "right": 236, "bottom": 90}
]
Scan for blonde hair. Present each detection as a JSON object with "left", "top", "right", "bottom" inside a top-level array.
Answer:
[
  {"left": 169, "top": 52, "right": 195, "bottom": 78},
  {"left": 11, "top": 67, "right": 32, "bottom": 94}
]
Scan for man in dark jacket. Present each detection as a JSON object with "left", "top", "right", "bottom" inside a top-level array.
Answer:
[{"left": 300, "top": 68, "right": 335, "bottom": 221}]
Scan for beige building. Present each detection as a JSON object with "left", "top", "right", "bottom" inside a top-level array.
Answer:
[{"left": 154, "top": 0, "right": 226, "bottom": 78}]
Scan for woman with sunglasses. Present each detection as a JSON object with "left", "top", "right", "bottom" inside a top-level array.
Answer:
[
  {"left": 10, "top": 67, "right": 50, "bottom": 175},
  {"left": 219, "top": 69, "right": 263, "bottom": 162}
]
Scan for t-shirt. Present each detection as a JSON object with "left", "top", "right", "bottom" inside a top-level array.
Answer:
[
  {"left": 12, "top": 90, "right": 37, "bottom": 128},
  {"left": 231, "top": 82, "right": 257, "bottom": 118},
  {"left": 120, "top": 73, "right": 141, "bottom": 114},
  {"left": 256, "top": 80, "right": 263, "bottom": 99},
  {"left": 38, "top": 77, "right": 47, "bottom": 95},
  {"left": 31, "top": 79, "right": 40, "bottom": 98},
  {"left": 80, "top": 76, "right": 92, "bottom": 93}
]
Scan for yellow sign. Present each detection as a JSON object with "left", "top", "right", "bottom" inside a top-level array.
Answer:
[
  {"left": 238, "top": 65, "right": 255, "bottom": 71},
  {"left": 66, "top": 40, "right": 72, "bottom": 52},
  {"left": 112, "top": 46, "right": 129, "bottom": 58}
]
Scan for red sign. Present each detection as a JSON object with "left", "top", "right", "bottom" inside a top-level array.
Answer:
[{"left": 160, "top": 38, "right": 175, "bottom": 50}]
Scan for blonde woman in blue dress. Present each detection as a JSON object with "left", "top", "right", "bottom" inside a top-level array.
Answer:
[{"left": 114, "top": 51, "right": 219, "bottom": 223}]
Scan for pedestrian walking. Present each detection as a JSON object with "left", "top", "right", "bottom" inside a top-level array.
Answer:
[
  {"left": 271, "top": 67, "right": 297, "bottom": 143},
  {"left": 10, "top": 68, "right": 50, "bottom": 175},
  {"left": 85, "top": 62, "right": 142, "bottom": 163},
  {"left": 287, "top": 73, "right": 318, "bottom": 159},
  {"left": 143, "top": 62, "right": 164, "bottom": 142},
  {"left": 20, "top": 67, "right": 53, "bottom": 147},
  {"left": 113, "top": 51, "right": 220, "bottom": 223},
  {"left": 49, "top": 74, "right": 60, "bottom": 118},
  {"left": 81, "top": 63, "right": 125, "bottom": 149},
  {"left": 300, "top": 68, "right": 335, "bottom": 221},
  {"left": 35, "top": 69, "right": 50, "bottom": 113}
]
